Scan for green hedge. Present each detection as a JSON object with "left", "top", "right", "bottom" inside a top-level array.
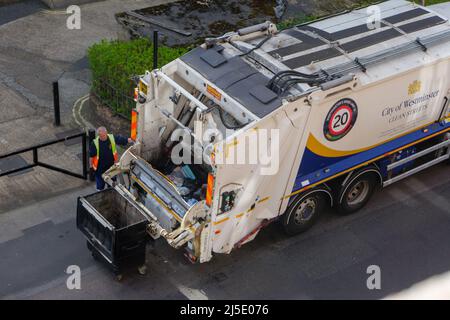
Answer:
[{"left": 88, "top": 38, "right": 189, "bottom": 115}]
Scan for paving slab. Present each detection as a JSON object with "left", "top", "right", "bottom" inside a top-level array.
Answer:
[
  {"left": 0, "top": 154, "right": 34, "bottom": 177},
  {"left": 0, "top": 1, "right": 182, "bottom": 213}
]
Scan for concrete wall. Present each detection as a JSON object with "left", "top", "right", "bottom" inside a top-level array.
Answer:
[
  {"left": 40, "top": 0, "right": 101, "bottom": 9},
  {"left": 0, "top": 0, "right": 23, "bottom": 5},
  {"left": 1, "top": 0, "right": 102, "bottom": 9}
]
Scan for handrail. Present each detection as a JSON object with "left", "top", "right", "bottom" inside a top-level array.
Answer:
[
  {"left": 154, "top": 70, "right": 209, "bottom": 112},
  {"left": 0, "top": 131, "right": 88, "bottom": 180}
]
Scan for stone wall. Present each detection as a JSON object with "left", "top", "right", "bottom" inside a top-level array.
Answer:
[
  {"left": 40, "top": 0, "right": 101, "bottom": 9},
  {"left": 1, "top": 0, "right": 102, "bottom": 8},
  {"left": 0, "top": 0, "right": 22, "bottom": 6}
]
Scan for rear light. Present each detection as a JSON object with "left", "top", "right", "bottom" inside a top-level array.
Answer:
[
  {"left": 205, "top": 173, "right": 214, "bottom": 207},
  {"left": 131, "top": 109, "right": 138, "bottom": 141}
]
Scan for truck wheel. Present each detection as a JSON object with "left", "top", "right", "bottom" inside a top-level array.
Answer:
[
  {"left": 116, "top": 274, "right": 124, "bottom": 282},
  {"left": 336, "top": 173, "right": 377, "bottom": 215},
  {"left": 282, "top": 191, "right": 325, "bottom": 236}
]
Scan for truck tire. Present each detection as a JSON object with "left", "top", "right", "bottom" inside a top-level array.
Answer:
[
  {"left": 336, "top": 172, "right": 377, "bottom": 215},
  {"left": 282, "top": 190, "right": 326, "bottom": 236}
]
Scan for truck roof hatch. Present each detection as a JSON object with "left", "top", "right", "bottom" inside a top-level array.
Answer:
[{"left": 181, "top": 47, "right": 283, "bottom": 118}]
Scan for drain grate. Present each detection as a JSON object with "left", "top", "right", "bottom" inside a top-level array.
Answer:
[{"left": 0, "top": 155, "right": 33, "bottom": 177}]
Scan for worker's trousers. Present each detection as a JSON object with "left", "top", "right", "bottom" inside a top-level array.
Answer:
[{"left": 95, "top": 172, "right": 106, "bottom": 191}]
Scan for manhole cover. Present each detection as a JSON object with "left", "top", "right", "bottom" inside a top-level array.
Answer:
[{"left": 0, "top": 155, "right": 33, "bottom": 177}]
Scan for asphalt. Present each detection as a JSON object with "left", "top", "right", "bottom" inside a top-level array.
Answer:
[
  {"left": 0, "top": 0, "right": 449, "bottom": 301},
  {"left": 0, "top": 0, "right": 178, "bottom": 212},
  {"left": 0, "top": 1, "right": 45, "bottom": 26},
  {"left": 0, "top": 163, "right": 449, "bottom": 299}
]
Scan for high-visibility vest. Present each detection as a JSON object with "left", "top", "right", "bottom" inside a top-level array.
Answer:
[{"left": 92, "top": 134, "right": 118, "bottom": 171}]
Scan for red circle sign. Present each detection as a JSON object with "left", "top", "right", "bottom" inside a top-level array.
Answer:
[
  {"left": 324, "top": 99, "right": 358, "bottom": 141},
  {"left": 328, "top": 105, "right": 353, "bottom": 136}
]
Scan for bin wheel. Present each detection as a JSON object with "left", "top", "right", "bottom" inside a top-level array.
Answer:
[
  {"left": 138, "top": 265, "right": 148, "bottom": 276},
  {"left": 116, "top": 274, "right": 124, "bottom": 282},
  {"left": 91, "top": 250, "right": 100, "bottom": 261}
]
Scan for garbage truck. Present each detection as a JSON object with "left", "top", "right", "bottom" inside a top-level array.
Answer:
[{"left": 77, "top": 0, "right": 450, "bottom": 274}]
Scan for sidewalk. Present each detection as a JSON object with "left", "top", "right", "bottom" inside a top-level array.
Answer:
[
  {"left": 0, "top": 81, "right": 89, "bottom": 213},
  {"left": 0, "top": 0, "right": 176, "bottom": 213}
]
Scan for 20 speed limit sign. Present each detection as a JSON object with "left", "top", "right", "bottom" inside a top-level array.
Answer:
[{"left": 324, "top": 98, "right": 358, "bottom": 141}]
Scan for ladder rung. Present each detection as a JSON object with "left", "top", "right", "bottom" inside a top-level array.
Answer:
[
  {"left": 383, "top": 153, "right": 449, "bottom": 187},
  {"left": 387, "top": 139, "right": 450, "bottom": 171}
]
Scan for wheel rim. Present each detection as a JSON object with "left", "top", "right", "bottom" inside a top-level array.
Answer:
[
  {"left": 293, "top": 197, "right": 317, "bottom": 224},
  {"left": 346, "top": 180, "right": 370, "bottom": 206}
]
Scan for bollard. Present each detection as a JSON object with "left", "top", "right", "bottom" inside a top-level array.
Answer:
[
  {"left": 153, "top": 30, "right": 159, "bottom": 70},
  {"left": 53, "top": 81, "right": 61, "bottom": 126},
  {"left": 88, "top": 129, "right": 96, "bottom": 182}
]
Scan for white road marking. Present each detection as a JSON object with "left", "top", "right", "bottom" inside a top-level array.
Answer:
[
  {"left": 175, "top": 283, "right": 209, "bottom": 300},
  {"left": 72, "top": 94, "right": 94, "bottom": 129}
]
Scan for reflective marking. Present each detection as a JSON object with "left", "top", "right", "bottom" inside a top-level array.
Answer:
[{"left": 213, "top": 217, "right": 229, "bottom": 225}]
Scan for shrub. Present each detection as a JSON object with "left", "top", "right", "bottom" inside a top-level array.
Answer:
[{"left": 88, "top": 38, "right": 189, "bottom": 116}]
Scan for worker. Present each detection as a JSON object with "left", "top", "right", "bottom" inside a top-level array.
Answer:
[{"left": 89, "top": 127, "right": 133, "bottom": 191}]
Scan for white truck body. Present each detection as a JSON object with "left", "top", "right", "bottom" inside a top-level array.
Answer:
[{"left": 101, "top": 0, "right": 450, "bottom": 263}]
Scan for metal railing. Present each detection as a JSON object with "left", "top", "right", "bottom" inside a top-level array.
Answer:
[
  {"left": 0, "top": 131, "right": 88, "bottom": 180},
  {"left": 92, "top": 78, "right": 135, "bottom": 120}
]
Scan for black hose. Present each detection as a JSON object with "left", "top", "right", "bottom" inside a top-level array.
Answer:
[
  {"left": 239, "top": 34, "right": 272, "bottom": 57},
  {"left": 280, "top": 78, "right": 321, "bottom": 93},
  {"left": 278, "top": 74, "right": 324, "bottom": 88},
  {"left": 218, "top": 109, "right": 246, "bottom": 130},
  {"left": 268, "top": 70, "right": 321, "bottom": 89}
]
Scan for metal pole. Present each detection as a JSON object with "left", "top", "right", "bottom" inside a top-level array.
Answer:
[
  {"left": 53, "top": 81, "right": 61, "bottom": 126},
  {"left": 88, "top": 129, "right": 96, "bottom": 181},
  {"left": 33, "top": 148, "right": 38, "bottom": 165},
  {"left": 88, "top": 129, "right": 96, "bottom": 145},
  {"left": 82, "top": 132, "right": 88, "bottom": 180},
  {"left": 153, "top": 30, "right": 159, "bottom": 70}
]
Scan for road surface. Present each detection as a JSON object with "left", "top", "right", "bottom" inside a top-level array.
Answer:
[{"left": 0, "top": 163, "right": 449, "bottom": 299}]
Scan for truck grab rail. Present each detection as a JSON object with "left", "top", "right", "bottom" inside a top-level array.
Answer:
[{"left": 154, "top": 70, "right": 209, "bottom": 112}]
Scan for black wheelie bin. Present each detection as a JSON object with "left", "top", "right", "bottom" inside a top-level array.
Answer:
[{"left": 76, "top": 188, "right": 149, "bottom": 280}]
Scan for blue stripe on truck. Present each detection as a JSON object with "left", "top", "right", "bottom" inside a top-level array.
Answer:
[{"left": 293, "top": 121, "right": 450, "bottom": 192}]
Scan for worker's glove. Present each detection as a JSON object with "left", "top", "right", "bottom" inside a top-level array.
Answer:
[{"left": 89, "top": 167, "right": 95, "bottom": 182}]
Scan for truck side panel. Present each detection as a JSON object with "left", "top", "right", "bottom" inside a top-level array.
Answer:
[
  {"left": 292, "top": 58, "right": 450, "bottom": 194},
  {"left": 209, "top": 99, "right": 311, "bottom": 254}
]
